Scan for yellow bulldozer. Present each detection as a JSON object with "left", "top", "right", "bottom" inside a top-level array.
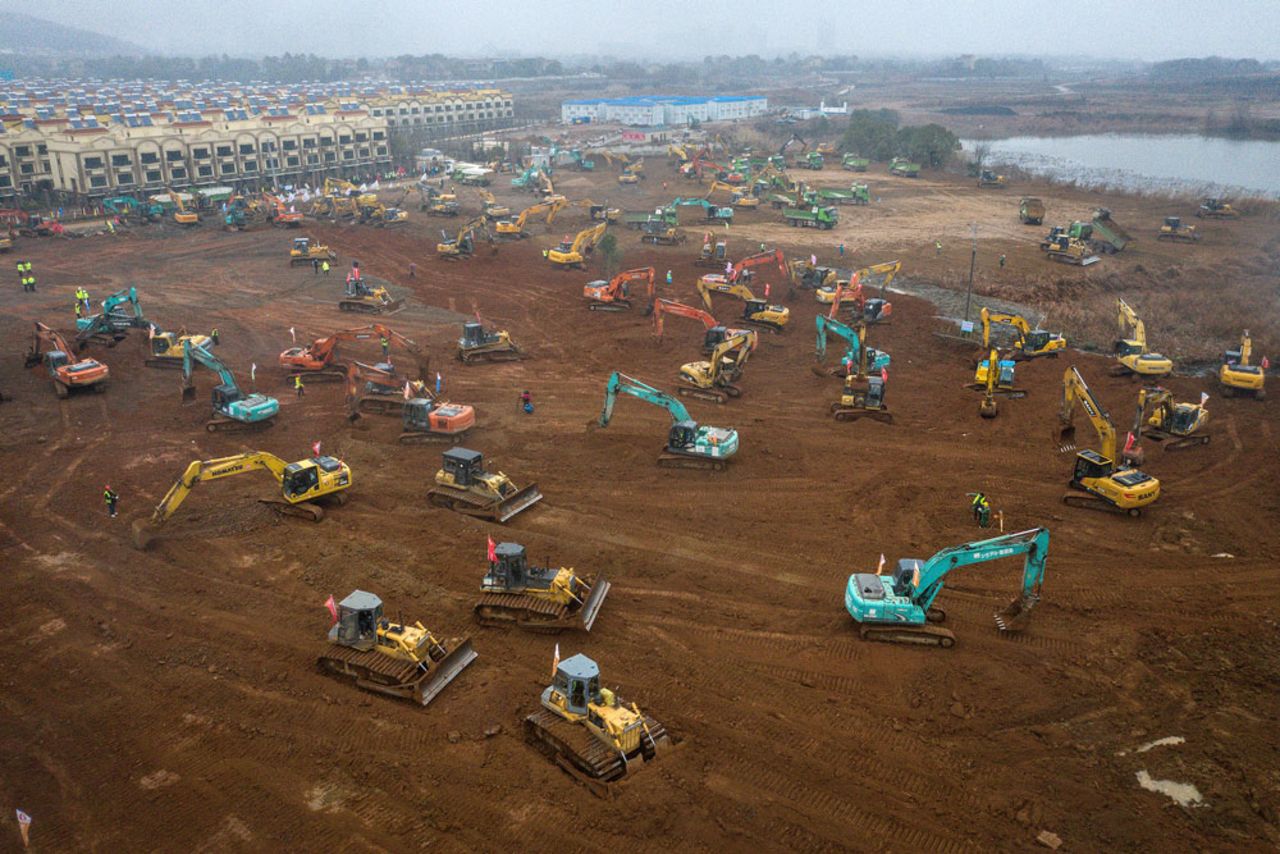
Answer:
[
  {"left": 427, "top": 447, "right": 543, "bottom": 523},
  {"left": 289, "top": 236, "right": 337, "bottom": 266},
  {"left": 476, "top": 542, "right": 611, "bottom": 632}
]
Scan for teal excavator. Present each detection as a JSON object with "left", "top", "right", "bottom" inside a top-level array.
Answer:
[
  {"left": 75, "top": 286, "right": 147, "bottom": 348},
  {"left": 182, "top": 339, "right": 279, "bottom": 432},
  {"left": 598, "top": 371, "right": 739, "bottom": 471},
  {"left": 844, "top": 527, "right": 1050, "bottom": 648},
  {"left": 814, "top": 314, "right": 890, "bottom": 378}
]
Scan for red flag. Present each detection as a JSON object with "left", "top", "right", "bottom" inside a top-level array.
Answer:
[
  {"left": 1123, "top": 432, "right": 1136, "bottom": 453},
  {"left": 881, "top": 367, "right": 889, "bottom": 382},
  {"left": 311, "top": 440, "right": 322, "bottom": 457},
  {"left": 324, "top": 594, "right": 338, "bottom": 624},
  {"left": 764, "top": 282, "right": 771, "bottom": 299},
  {"left": 403, "top": 381, "right": 412, "bottom": 401},
  {"left": 486, "top": 535, "right": 497, "bottom": 563},
  {"left": 1263, "top": 356, "right": 1271, "bottom": 369},
  {"left": 475, "top": 309, "right": 482, "bottom": 324}
]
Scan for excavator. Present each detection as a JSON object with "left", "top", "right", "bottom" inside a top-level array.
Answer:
[
  {"left": 815, "top": 260, "right": 900, "bottom": 305},
  {"left": 977, "top": 169, "right": 1007, "bottom": 188},
  {"left": 476, "top": 542, "right": 610, "bottom": 633},
  {"left": 147, "top": 324, "right": 212, "bottom": 369},
  {"left": 343, "top": 361, "right": 476, "bottom": 443},
  {"left": 833, "top": 369, "right": 892, "bottom": 423},
  {"left": 652, "top": 298, "right": 758, "bottom": 354},
  {"left": 677, "top": 331, "right": 753, "bottom": 404},
  {"left": 437, "top": 216, "right": 490, "bottom": 259},
  {"left": 132, "top": 451, "right": 352, "bottom": 549},
  {"left": 814, "top": 314, "right": 890, "bottom": 377},
  {"left": 261, "top": 192, "right": 305, "bottom": 227},
  {"left": 338, "top": 274, "right": 405, "bottom": 315},
  {"left": 457, "top": 320, "right": 523, "bottom": 364},
  {"left": 1197, "top": 198, "right": 1238, "bottom": 219},
  {"left": 1055, "top": 366, "right": 1161, "bottom": 516},
  {"left": 525, "top": 652, "right": 670, "bottom": 796},
  {"left": 343, "top": 359, "right": 418, "bottom": 416},
  {"left": 583, "top": 266, "right": 654, "bottom": 313},
  {"left": 181, "top": 339, "right": 279, "bottom": 432},
  {"left": 1219, "top": 330, "right": 1266, "bottom": 399},
  {"left": 706, "top": 179, "right": 760, "bottom": 209},
  {"left": 24, "top": 322, "right": 110, "bottom": 398},
  {"left": 279, "top": 323, "right": 427, "bottom": 383},
  {"left": 75, "top": 286, "right": 148, "bottom": 348},
  {"left": 1112, "top": 298, "right": 1173, "bottom": 378},
  {"left": 427, "top": 447, "right": 543, "bottom": 523},
  {"left": 324, "top": 177, "right": 379, "bottom": 208},
  {"left": 1157, "top": 216, "right": 1198, "bottom": 242},
  {"left": 289, "top": 236, "right": 337, "bottom": 267},
  {"left": 358, "top": 199, "right": 409, "bottom": 227},
  {"left": 166, "top": 189, "right": 199, "bottom": 226},
  {"left": 824, "top": 275, "right": 893, "bottom": 325},
  {"left": 319, "top": 589, "right": 476, "bottom": 707},
  {"left": 695, "top": 279, "right": 789, "bottom": 332},
  {"left": 1125, "top": 386, "right": 1210, "bottom": 464},
  {"left": 419, "top": 184, "right": 460, "bottom": 217},
  {"left": 969, "top": 348, "right": 1025, "bottom": 419},
  {"left": 478, "top": 189, "right": 511, "bottom": 219},
  {"left": 573, "top": 198, "right": 621, "bottom": 223},
  {"left": 599, "top": 371, "right": 739, "bottom": 471},
  {"left": 979, "top": 308, "right": 1066, "bottom": 360},
  {"left": 495, "top": 201, "right": 563, "bottom": 239},
  {"left": 695, "top": 237, "right": 732, "bottom": 269},
  {"left": 547, "top": 222, "right": 607, "bottom": 268},
  {"left": 844, "top": 527, "right": 1050, "bottom": 648}
]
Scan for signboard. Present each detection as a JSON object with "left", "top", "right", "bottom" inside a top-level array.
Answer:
[{"left": 621, "top": 131, "right": 646, "bottom": 142}]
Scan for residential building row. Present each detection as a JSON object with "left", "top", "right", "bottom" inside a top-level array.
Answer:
[{"left": 560, "top": 95, "right": 769, "bottom": 127}]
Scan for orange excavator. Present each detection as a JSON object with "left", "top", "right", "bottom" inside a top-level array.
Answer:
[
  {"left": 698, "top": 248, "right": 788, "bottom": 292},
  {"left": 826, "top": 275, "right": 892, "bottom": 324},
  {"left": 261, "top": 191, "right": 305, "bottom": 227},
  {"left": 24, "top": 321, "right": 110, "bottom": 398},
  {"left": 583, "top": 266, "right": 655, "bottom": 313},
  {"left": 279, "top": 324, "right": 428, "bottom": 383},
  {"left": 345, "top": 361, "right": 475, "bottom": 444},
  {"left": 651, "top": 298, "right": 759, "bottom": 354}
]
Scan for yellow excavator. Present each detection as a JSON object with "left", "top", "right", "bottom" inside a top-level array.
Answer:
[
  {"left": 971, "top": 348, "right": 1025, "bottom": 419},
  {"left": 1055, "top": 366, "right": 1161, "bottom": 516},
  {"left": 132, "top": 452, "right": 352, "bottom": 548},
  {"left": 1125, "top": 386, "right": 1210, "bottom": 465},
  {"left": 167, "top": 189, "right": 199, "bottom": 226},
  {"left": 695, "top": 278, "right": 790, "bottom": 332},
  {"left": 1112, "top": 298, "right": 1173, "bottom": 378},
  {"left": 146, "top": 324, "right": 212, "bottom": 369},
  {"left": 546, "top": 222, "right": 607, "bottom": 268},
  {"left": 478, "top": 189, "right": 511, "bottom": 219},
  {"left": 319, "top": 589, "right": 476, "bottom": 707},
  {"left": 707, "top": 179, "right": 760, "bottom": 209},
  {"left": 815, "top": 260, "right": 901, "bottom": 304},
  {"left": 677, "top": 330, "right": 753, "bottom": 404},
  {"left": 979, "top": 307, "right": 1066, "bottom": 360},
  {"left": 525, "top": 653, "right": 670, "bottom": 796},
  {"left": 495, "top": 200, "right": 563, "bottom": 239},
  {"left": 1219, "top": 330, "right": 1266, "bottom": 399},
  {"left": 437, "top": 216, "right": 489, "bottom": 259},
  {"left": 574, "top": 198, "right": 621, "bottom": 223}
]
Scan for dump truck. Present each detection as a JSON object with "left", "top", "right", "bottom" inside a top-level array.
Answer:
[
  {"left": 841, "top": 154, "right": 869, "bottom": 172},
  {"left": 782, "top": 205, "right": 839, "bottom": 230},
  {"left": 622, "top": 209, "right": 677, "bottom": 230},
  {"left": 1087, "top": 208, "right": 1133, "bottom": 254},
  {"left": 1019, "top": 197, "right": 1045, "bottom": 225},
  {"left": 889, "top": 157, "right": 921, "bottom": 177}
]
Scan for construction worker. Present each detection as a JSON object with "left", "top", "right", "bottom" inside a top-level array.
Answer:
[
  {"left": 665, "top": 270, "right": 672, "bottom": 286},
  {"left": 15, "top": 259, "right": 23, "bottom": 288},
  {"left": 519, "top": 390, "right": 533, "bottom": 414},
  {"left": 380, "top": 334, "right": 390, "bottom": 360},
  {"left": 838, "top": 242, "right": 845, "bottom": 257},
  {"left": 999, "top": 254, "right": 1007, "bottom": 269},
  {"left": 294, "top": 375, "right": 305, "bottom": 397},
  {"left": 312, "top": 258, "right": 320, "bottom": 274},
  {"left": 210, "top": 327, "right": 220, "bottom": 346},
  {"left": 968, "top": 492, "right": 991, "bottom": 528},
  {"left": 74, "top": 300, "right": 82, "bottom": 320},
  {"left": 409, "top": 262, "right": 416, "bottom": 279},
  {"left": 321, "top": 259, "right": 330, "bottom": 275},
  {"left": 103, "top": 485, "right": 119, "bottom": 518},
  {"left": 935, "top": 240, "right": 943, "bottom": 256}
]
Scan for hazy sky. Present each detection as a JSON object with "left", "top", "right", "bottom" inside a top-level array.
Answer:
[{"left": 22, "top": 0, "right": 1280, "bottom": 61}]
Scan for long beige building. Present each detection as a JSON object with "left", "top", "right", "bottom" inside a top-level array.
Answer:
[{"left": 0, "top": 88, "right": 514, "bottom": 200}]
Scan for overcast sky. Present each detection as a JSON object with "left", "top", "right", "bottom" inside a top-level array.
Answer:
[{"left": 25, "top": 0, "right": 1280, "bottom": 61}]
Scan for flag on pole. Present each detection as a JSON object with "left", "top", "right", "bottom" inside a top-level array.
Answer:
[
  {"left": 324, "top": 594, "right": 338, "bottom": 624},
  {"left": 289, "top": 326, "right": 296, "bottom": 344},
  {"left": 1263, "top": 356, "right": 1270, "bottom": 369},
  {"left": 551, "top": 643, "right": 560, "bottom": 680},
  {"left": 403, "top": 381, "right": 412, "bottom": 401},
  {"left": 250, "top": 363, "right": 257, "bottom": 382},
  {"left": 16, "top": 809, "right": 31, "bottom": 848},
  {"left": 312, "top": 440, "right": 322, "bottom": 457},
  {"left": 435, "top": 372, "right": 443, "bottom": 395},
  {"left": 876, "top": 554, "right": 886, "bottom": 575},
  {"left": 486, "top": 535, "right": 497, "bottom": 563},
  {"left": 1123, "top": 432, "right": 1136, "bottom": 453},
  {"left": 1200, "top": 391, "right": 1209, "bottom": 406},
  {"left": 474, "top": 310, "right": 482, "bottom": 324},
  {"left": 763, "top": 282, "right": 770, "bottom": 299},
  {"left": 881, "top": 367, "right": 889, "bottom": 382}
]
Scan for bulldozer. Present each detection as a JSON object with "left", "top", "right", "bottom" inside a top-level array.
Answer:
[
  {"left": 977, "top": 169, "right": 1006, "bottom": 188},
  {"left": 1157, "top": 216, "right": 1198, "bottom": 242},
  {"left": 1125, "top": 386, "right": 1210, "bottom": 465},
  {"left": 1112, "top": 298, "right": 1173, "bottom": 378},
  {"left": 1055, "top": 366, "right": 1161, "bottom": 516},
  {"left": 338, "top": 275, "right": 405, "bottom": 315},
  {"left": 132, "top": 452, "right": 351, "bottom": 549},
  {"left": 1196, "top": 198, "right": 1238, "bottom": 219},
  {"left": 318, "top": 590, "right": 476, "bottom": 707},
  {"left": 457, "top": 321, "right": 523, "bottom": 363},
  {"left": 638, "top": 219, "right": 686, "bottom": 246},
  {"left": 427, "top": 447, "right": 543, "bottom": 523},
  {"left": 475, "top": 542, "right": 611, "bottom": 632},
  {"left": 1219, "top": 330, "right": 1266, "bottom": 399},
  {"left": 1041, "top": 228, "right": 1099, "bottom": 266},
  {"left": 525, "top": 653, "right": 670, "bottom": 797}
]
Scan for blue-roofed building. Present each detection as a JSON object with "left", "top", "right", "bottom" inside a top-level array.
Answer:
[{"left": 561, "top": 94, "right": 767, "bottom": 127}]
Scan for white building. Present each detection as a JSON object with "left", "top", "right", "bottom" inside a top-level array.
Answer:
[{"left": 561, "top": 95, "right": 768, "bottom": 127}]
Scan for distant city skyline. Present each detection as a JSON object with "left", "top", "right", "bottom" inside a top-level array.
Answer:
[{"left": 14, "top": 1, "right": 1280, "bottom": 62}]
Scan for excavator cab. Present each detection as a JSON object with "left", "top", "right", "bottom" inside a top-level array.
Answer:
[
  {"left": 441, "top": 447, "right": 483, "bottom": 487},
  {"left": 864, "top": 298, "right": 892, "bottom": 323},
  {"left": 282, "top": 456, "right": 347, "bottom": 500},
  {"left": 330, "top": 590, "right": 384, "bottom": 651},
  {"left": 668, "top": 420, "right": 700, "bottom": 450},
  {"left": 891, "top": 559, "right": 922, "bottom": 597},
  {"left": 864, "top": 375, "right": 887, "bottom": 408},
  {"left": 1072, "top": 449, "right": 1114, "bottom": 483}
]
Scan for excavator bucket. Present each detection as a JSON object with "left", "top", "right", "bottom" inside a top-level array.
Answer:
[
  {"left": 181, "top": 379, "right": 197, "bottom": 402},
  {"left": 131, "top": 520, "right": 157, "bottom": 550},
  {"left": 497, "top": 483, "right": 543, "bottom": 523},
  {"left": 995, "top": 593, "right": 1039, "bottom": 632},
  {"left": 416, "top": 638, "right": 478, "bottom": 706},
  {"left": 1055, "top": 421, "right": 1077, "bottom": 453},
  {"left": 579, "top": 576, "right": 612, "bottom": 632}
]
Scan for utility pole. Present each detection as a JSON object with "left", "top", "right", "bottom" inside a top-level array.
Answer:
[{"left": 964, "top": 222, "right": 977, "bottom": 325}]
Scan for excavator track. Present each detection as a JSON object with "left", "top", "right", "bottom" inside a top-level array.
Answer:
[
  {"left": 143, "top": 359, "right": 185, "bottom": 370},
  {"left": 317, "top": 637, "right": 476, "bottom": 706},
  {"left": 287, "top": 370, "right": 348, "bottom": 384},
  {"left": 658, "top": 449, "right": 729, "bottom": 471},
  {"left": 258, "top": 498, "right": 325, "bottom": 521},
  {"left": 832, "top": 406, "right": 893, "bottom": 423},
  {"left": 524, "top": 707, "right": 668, "bottom": 798},
  {"left": 677, "top": 386, "right": 732, "bottom": 405},
  {"left": 338, "top": 299, "right": 405, "bottom": 315},
  {"left": 860, "top": 623, "right": 957, "bottom": 648},
  {"left": 205, "top": 416, "right": 275, "bottom": 433},
  {"left": 1061, "top": 489, "right": 1142, "bottom": 517},
  {"left": 357, "top": 397, "right": 407, "bottom": 416},
  {"left": 1146, "top": 432, "right": 1211, "bottom": 452},
  {"left": 587, "top": 301, "right": 631, "bottom": 312}
]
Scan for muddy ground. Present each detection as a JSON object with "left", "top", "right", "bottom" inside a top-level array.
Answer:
[{"left": 1, "top": 159, "right": 1278, "bottom": 851}]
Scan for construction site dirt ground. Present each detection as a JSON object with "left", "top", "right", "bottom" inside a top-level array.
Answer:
[{"left": 2, "top": 160, "right": 1278, "bottom": 851}]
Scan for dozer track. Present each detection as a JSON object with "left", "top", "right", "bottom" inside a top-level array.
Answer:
[
  {"left": 475, "top": 576, "right": 610, "bottom": 633},
  {"left": 205, "top": 415, "right": 275, "bottom": 434},
  {"left": 859, "top": 623, "right": 956, "bottom": 648},
  {"left": 287, "top": 369, "right": 348, "bottom": 384},
  {"left": 398, "top": 429, "right": 468, "bottom": 445},
  {"left": 457, "top": 345, "right": 523, "bottom": 364},
  {"left": 427, "top": 483, "right": 543, "bottom": 523},
  {"left": 338, "top": 298, "right": 406, "bottom": 315},
  {"left": 524, "top": 706, "right": 668, "bottom": 798},
  {"left": 317, "top": 637, "right": 476, "bottom": 706},
  {"left": 658, "top": 447, "right": 729, "bottom": 472}
]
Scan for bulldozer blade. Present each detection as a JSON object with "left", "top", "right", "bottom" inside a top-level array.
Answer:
[
  {"left": 384, "top": 299, "right": 407, "bottom": 315},
  {"left": 579, "top": 576, "right": 611, "bottom": 632},
  {"left": 497, "top": 483, "right": 543, "bottom": 523},
  {"left": 418, "top": 638, "right": 478, "bottom": 706},
  {"left": 995, "top": 594, "right": 1039, "bottom": 632},
  {"left": 1079, "top": 255, "right": 1101, "bottom": 267}
]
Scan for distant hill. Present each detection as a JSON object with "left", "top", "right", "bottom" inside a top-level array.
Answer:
[{"left": 0, "top": 12, "right": 151, "bottom": 58}]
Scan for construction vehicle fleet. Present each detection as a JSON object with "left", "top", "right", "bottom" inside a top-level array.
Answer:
[{"left": 599, "top": 371, "right": 739, "bottom": 470}]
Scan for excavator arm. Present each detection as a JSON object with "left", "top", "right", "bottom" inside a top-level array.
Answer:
[
  {"left": 828, "top": 274, "right": 863, "bottom": 319},
  {"left": 913, "top": 528, "right": 1050, "bottom": 622},
  {"left": 731, "top": 249, "right": 786, "bottom": 283},
  {"left": 1059, "top": 366, "right": 1117, "bottom": 461},
  {"left": 600, "top": 371, "right": 693, "bottom": 427},
  {"left": 147, "top": 452, "right": 291, "bottom": 524},
  {"left": 1116, "top": 298, "right": 1145, "bottom": 349},
  {"left": 653, "top": 298, "right": 717, "bottom": 337}
]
